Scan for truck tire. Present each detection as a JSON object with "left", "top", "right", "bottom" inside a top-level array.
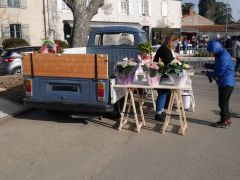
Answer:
[
  {"left": 106, "top": 97, "right": 124, "bottom": 119},
  {"left": 11, "top": 67, "right": 22, "bottom": 75}
]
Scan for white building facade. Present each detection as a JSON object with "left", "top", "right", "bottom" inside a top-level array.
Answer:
[
  {"left": 0, "top": 0, "right": 182, "bottom": 46},
  {"left": 0, "top": 0, "right": 46, "bottom": 46}
]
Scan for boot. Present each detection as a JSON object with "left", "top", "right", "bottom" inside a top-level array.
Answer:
[{"left": 214, "top": 119, "right": 231, "bottom": 128}]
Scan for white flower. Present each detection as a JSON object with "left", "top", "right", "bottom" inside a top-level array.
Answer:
[
  {"left": 122, "top": 61, "right": 128, "bottom": 68},
  {"left": 122, "top": 57, "right": 128, "bottom": 61},
  {"left": 128, "top": 61, "right": 137, "bottom": 66},
  {"left": 170, "top": 59, "right": 182, "bottom": 66},
  {"left": 183, "top": 63, "right": 190, "bottom": 69},
  {"left": 116, "top": 62, "right": 122, "bottom": 66}
]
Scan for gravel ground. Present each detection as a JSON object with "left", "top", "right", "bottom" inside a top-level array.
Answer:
[{"left": 0, "top": 75, "right": 24, "bottom": 103}]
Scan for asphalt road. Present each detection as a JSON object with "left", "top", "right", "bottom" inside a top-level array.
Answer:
[{"left": 0, "top": 76, "right": 239, "bottom": 180}]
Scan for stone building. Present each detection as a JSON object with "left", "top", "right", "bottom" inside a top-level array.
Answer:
[{"left": 0, "top": 0, "right": 182, "bottom": 46}]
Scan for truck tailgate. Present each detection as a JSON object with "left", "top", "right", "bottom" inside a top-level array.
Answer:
[{"left": 39, "top": 78, "right": 90, "bottom": 103}]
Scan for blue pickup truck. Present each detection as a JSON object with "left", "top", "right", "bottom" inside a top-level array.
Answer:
[{"left": 23, "top": 26, "right": 148, "bottom": 117}]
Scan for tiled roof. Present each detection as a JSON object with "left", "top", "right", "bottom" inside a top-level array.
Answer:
[
  {"left": 182, "top": 25, "right": 240, "bottom": 32},
  {"left": 182, "top": 15, "right": 214, "bottom": 26}
]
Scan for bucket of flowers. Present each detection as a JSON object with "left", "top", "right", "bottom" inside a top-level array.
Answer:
[
  {"left": 165, "top": 59, "right": 190, "bottom": 86},
  {"left": 142, "top": 61, "right": 165, "bottom": 86},
  {"left": 114, "top": 57, "right": 138, "bottom": 85},
  {"left": 138, "top": 41, "right": 152, "bottom": 62},
  {"left": 40, "top": 38, "right": 63, "bottom": 54}
]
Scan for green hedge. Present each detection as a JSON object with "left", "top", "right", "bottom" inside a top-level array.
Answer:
[
  {"left": 54, "top": 39, "right": 69, "bottom": 49},
  {"left": 2, "top": 38, "right": 30, "bottom": 48}
]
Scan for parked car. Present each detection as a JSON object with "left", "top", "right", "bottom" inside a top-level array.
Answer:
[{"left": 0, "top": 46, "right": 40, "bottom": 75}]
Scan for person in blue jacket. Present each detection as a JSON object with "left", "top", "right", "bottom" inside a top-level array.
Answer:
[{"left": 205, "top": 40, "right": 235, "bottom": 128}]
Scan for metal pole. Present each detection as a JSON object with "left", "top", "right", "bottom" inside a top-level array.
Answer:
[{"left": 225, "top": 0, "right": 229, "bottom": 36}]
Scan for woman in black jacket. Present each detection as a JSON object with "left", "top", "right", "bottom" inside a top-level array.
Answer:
[{"left": 153, "top": 34, "right": 179, "bottom": 120}]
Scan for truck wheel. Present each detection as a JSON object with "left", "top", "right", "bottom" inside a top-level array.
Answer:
[
  {"left": 106, "top": 98, "right": 124, "bottom": 119},
  {"left": 11, "top": 67, "right": 22, "bottom": 75}
]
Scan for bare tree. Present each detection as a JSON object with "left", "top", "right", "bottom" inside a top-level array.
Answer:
[{"left": 63, "top": 0, "right": 104, "bottom": 47}]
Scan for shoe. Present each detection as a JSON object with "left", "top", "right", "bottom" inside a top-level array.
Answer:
[
  {"left": 155, "top": 112, "right": 166, "bottom": 121},
  {"left": 214, "top": 119, "right": 230, "bottom": 128},
  {"left": 226, "top": 119, "right": 232, "bottom": 126}
]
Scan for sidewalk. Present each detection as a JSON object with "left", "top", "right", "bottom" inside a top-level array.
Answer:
[{"left": 0, "top": 97, "right": 28, "bottom": 120}]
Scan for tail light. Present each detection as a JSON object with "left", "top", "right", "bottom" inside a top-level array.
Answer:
[
  {"left": 4, "top": 58, "right": 15, "bottom": 63},
  {"left": 24, "top": 79, "right": 32, "bottom": 97},
  {"left": 97, "top": 82, "right": 105, "bottom": 101}
]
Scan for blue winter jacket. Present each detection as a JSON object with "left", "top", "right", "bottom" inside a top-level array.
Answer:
[{"left": 206, "top": 40, "right": 235, "bottom": 87}]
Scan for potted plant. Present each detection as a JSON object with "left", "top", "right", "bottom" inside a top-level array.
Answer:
[
  {"left": 40, "top": 38, "right": 64, "bottom": 54},
  {"left": 165, "top": 59, "right": 190, "bottom": 86},
  {"left": 114, "top": 58, "right": 138, "bottom": 85},
  {"left": 142, "top": 61, "right": 165, "bottom": 86},
  {"left": 138, "top": 41, "right": 152, "bottom": 61}
]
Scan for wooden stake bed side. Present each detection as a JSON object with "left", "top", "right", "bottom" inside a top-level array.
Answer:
[{"left": 22, "top": 53, "right": 108, "bottom": 79}]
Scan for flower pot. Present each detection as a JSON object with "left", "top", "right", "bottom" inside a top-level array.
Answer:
[
  {"left": 147, "top": 74, "right": 161, "bottom": 86},
  {"left": 116, "top": 74, "right": 135, "bottom": 85},
  {"left": 168, "top": 74, "right": 186, "bottom": 86}
]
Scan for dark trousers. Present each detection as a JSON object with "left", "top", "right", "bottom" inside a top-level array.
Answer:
[{"left": 218, "top": 86, "right": 234, "bottom": 121}]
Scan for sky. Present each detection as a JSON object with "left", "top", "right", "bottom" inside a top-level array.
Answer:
[{"left": 182, "top": 0, "right": 240, "bottom": 21}]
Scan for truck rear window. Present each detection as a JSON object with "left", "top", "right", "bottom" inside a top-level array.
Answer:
[{"left": 95, "top": 33, "right": 135, "bottom": 46}]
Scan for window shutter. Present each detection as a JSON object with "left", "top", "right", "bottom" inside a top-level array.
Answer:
[
  {"left": 138, "top": 0, "right": 142, "bottom": 16},
  {"left": 0, "top": 0, "right": 7, "bottom": 8},
  {"left": 21, "top": 24, "right": 30, "bottom": 43},
  {"left": 118, "top": 0, "right": 121, "bottom": 15},
  {"left": 148, "top": 0, "right": 151, "bottom": 16},
  {"left": 20, "top": 0, "right": 27, "bottom": 9},
  {"left": 128, "top": 0, "right": 132, "bottom": 15},
  {"left": 1, "top": 24, "right": 10, "bottom": 40}
]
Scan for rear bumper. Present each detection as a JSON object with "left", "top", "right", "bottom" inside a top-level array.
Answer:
[{"left": 24, "top": 98, "right": 114, "bottom": 114}]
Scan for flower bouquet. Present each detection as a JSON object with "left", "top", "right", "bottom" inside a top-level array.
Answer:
[
  {"left": 165, "top": 59, "right": 190, "bottom": 86},
  {"left": 138, "top": 41, "right": 152, "bottom": 62},
  {"left": 114, "top": 58, "right": 138, "bottom": 85},
  {"left": 40, "top": 38, "right": 63, "bottom": 54},
  {"left": 142, "top": 61, "right": 165, "bottom": 86}
]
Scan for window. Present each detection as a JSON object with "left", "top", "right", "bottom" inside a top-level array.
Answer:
[
  {"left": 141, "top": 0, "right": 149, "bottom": 16},
  {"left": 94, "top": 33, "right": 135, "bottom": 46},
  {"left": 118, "top": 0, "right": 132, "bottom": 15},
  {"left": 161, "top": 2, "right": 168, "bottom": 17},
  {"left": 121, "top": 0, "right": 128, "bottom": 15},
  {"left": 10, "top": 24, "right": 22, "bottom": 38},
  {"left": 7, "top": 0, "right": 20, "bottom": 8}
]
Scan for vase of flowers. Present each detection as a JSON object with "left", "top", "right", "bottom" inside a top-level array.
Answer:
[
  {"left": 40, "top": 38, "right": 64, "bottom": 54},
  {"left": 114, "top": 58, "right": 138, "bottom": 85},
  {"left": 165, "top": 59, "right": 190, "bottom": 86},
  {"left": 138, "top": 41, "right": 152, "bottom": 62},
  {"left": 142, "top": 61, "right": 165, "bottom": 86}
]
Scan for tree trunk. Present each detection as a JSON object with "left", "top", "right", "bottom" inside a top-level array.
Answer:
[
  {"left": 72, "top": 13, "right": 91, "bottom": 47},
  {"left": 63, "top": 0, "right": 104, "bottom": 47}
]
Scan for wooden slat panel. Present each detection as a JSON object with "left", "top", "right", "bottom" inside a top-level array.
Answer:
[
  {"left": 22, "top": 54, "right": 32, "bottom": 76},
  {"left": 22, "top": 53, "right": 108, "bottom": 79}
]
